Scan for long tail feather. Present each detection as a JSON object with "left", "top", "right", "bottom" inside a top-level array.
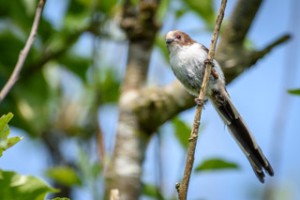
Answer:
[{"left": 210, "top": 90, "right": 274, "bottom": 183}]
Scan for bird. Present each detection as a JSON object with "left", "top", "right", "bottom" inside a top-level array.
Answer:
[{"left": 165, "top": 30, "right": 274, "bottom": 183}]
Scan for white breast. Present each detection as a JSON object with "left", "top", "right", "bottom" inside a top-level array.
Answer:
[{"left": 169, "top": 43, "right": 225, "bottom": 96}]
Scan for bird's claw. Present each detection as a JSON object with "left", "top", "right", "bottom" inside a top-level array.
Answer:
[
  {"left": 204, "top": 59, "right": 214, "bottom": 67},
  {"left": 194, "top": 98, "right": 204, "bottom": 106},
  {"left": 204, "top": 59, "right": 219, "bottom": 79}
]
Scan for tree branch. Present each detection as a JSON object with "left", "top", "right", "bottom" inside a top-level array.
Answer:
[
  {"left": 23, "top": 28, "right": 85, "bottom": 79},
  {"left": 106, "top": 1, "right": 160, "bottom": 199},
  {"left": 120, "top": 0, "right": 159, "bottom": 92},
  {"left": 177, "top": 1, "right": 227, "bottom": 199},
  {"left": 110, "top": 189, "right": 120, "bottom": 200},
  {"left": 0, "top": 0, "right": 47, "bottom": 103},
  {"left": 218, "top": 33, "right": 291, "bottom": 83},
  {"left": 216, "top": 0, "right": 291, "bottom": 83},
  {"left": 250, "top": 34, "right": 291, "bottom": 62},
  {"left": 218, "top": 0, "right": 262, "bottom": 46}
]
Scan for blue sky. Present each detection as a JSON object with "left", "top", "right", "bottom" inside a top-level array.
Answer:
[{"left": 1, "top": 0, "right": 300, "bottom": 200}]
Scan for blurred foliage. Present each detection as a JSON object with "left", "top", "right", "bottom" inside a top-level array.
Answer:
[
  {"left": 0, "top": 170, "right": 57, "bottom": 200},
  {"left": 0, "top": 113, "right": 22, "bottom": 157},
  {"left": 171, "top": 117, "right": 191, "bottom": 150},
  {"left": 0, "top": 0, "right": 225, "bottom": 199},
  {"left": 288, "top": 88, "right": 300, "bottom": 95},
  {"left": 155, "top": 36, "right": 169, "bottom": 62},
  {"left": 77, "top": 146, "right": 103, "bottom": 199},
  {"left": 184, "top": 0, "right": 215, "bottom": 30},
  {"left": 46, "top": 166, "right": 81, "bottom": 187},
  {"left": 0, "top": 0, "right": 119, "bottom": 198},
  {"left": 195, "top": 158, "right": 239, "bottom": 172},
  {"left": 0, "top": 0, "right": 123, "bottom": 138},
  {"left": 172, "top": 116, "right": 205, "bottom": 150},
  {"left": 142, "top": 183, "right": 165, "bottom": 200}
]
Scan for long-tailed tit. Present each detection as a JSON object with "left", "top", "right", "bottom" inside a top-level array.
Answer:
[{"left": 165, "top": 30, "right": 273, "bottom": 183}]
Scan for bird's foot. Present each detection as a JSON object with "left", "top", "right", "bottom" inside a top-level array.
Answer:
[
  {"left": 194, "top": 98, "right": 204, "bottom": 106},
  {"left": 204, "top": 59, "right": 219, "bottom": 79},
  {"left": 204, "top": 58, "right": 214, "bottom": 66}
]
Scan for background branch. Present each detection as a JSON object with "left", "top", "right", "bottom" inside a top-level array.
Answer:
[
  {"left": 250, "top": 34, "right": 291, "bottom": 62},
  {"left": 23, "top": 27, "right": 88, "bottom": 79},
  {"left": 219, "top": 0, "right": 262, "bottom": 46},
  {"left": 216, "top": 0, "right": 290, "bottom": 83},
  {"left": 0, "top": 0, "right": 47, "bottom": 103},
  {"left": 177, "top": 0, "right": 227, "bottom": 199},
  {"left": 105, "top": 1, "right": 160, "bottom": 199}
]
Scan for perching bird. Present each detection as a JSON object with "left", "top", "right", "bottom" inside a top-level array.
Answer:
[{"left": 165, "top": 30, "right": 274, "bottom": 183}]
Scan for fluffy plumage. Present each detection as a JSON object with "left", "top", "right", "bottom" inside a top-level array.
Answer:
[{"left": 166, "top": 30, "right": 274, "bottom": 183}]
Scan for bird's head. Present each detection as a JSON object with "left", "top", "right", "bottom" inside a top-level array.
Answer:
[{"left": 165, "top": 30, "right": 195, "bottom": 52}]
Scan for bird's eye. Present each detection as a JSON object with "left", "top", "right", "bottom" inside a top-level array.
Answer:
[{"left": 175, "top": 34, "right": 181, "bottom": 40}]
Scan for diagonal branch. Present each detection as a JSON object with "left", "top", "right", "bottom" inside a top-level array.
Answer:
[
  {"left": 0, "top": 0, "right": 47, "bottom": 103},
  {"left": 177, "top": 0, "right": 227, "bottom": 199},
  {"left": 23, "top": 28, "right": 85, "bottom": 79},
  {"left": 219, "top": 34, "right": 291, "bottom": 83},
  {"left": 215, "top": 0, "right": 291, "bottom": 83},
  {"left": 250, "top": 34, "right": 291, "bottom": 62},
  {"left": 219, "top": 0, "right": 262, "bottom": 46}
]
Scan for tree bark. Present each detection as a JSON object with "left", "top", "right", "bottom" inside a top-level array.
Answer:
[{"left": 105, "top": 1, "right": 160, "bottom": 199}]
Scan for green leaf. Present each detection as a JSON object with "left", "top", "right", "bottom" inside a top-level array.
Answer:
[
  {"left": 0, "top": 31, "right": 25, "bottom": 69},
  {"left": 288, "top": 88, "right": 300, "bottom": 95},
  {"left": 77, "top": 147, "right": 102, "bottom": 182},
  {"left": 51, "top": 198, "right": 70, "bottom": 200},
  {"left": 142, "top": 183, "right": 164, "bottom": 199},
  {"left": 68, "top": 0, "right": 87, "bottom": 14},
  {"left": 46, "top": 166, "right": 81, "bottom": 187},
  {"left": 13, "top": 71, "right": 51, "bottom": 136},
  {"left": 195, "top": 158, "right": 239, "bottom": 172},
  {"left": 175, "top": 8, "right": 189, "bottom": 19},
  {"left": 0, "top": 113, "right": 22, "bottom": 157},
  {"left": 97, "top": 67, "right": 120, "bottom": 104},
  {"left": 0, "top": 113, "right": 13, "bottom": 139},
  {"left": 58, "top": 53, "right": 90, "bottom": 82},
  {"left": 0, "top": 170, "right": 57, "bottom": 200},
  {"left": 156, "top": 0, "right": 170, "bottom": 22},
  {"left": 99, "top": 0, "right": 118, "bottom": 13},
  {"left": 130, "top": 0, "right": 139, "bottom": 6},
  {"left": 3, "top": 136, "right": 22, "bottom": 150},
  {"left": 64, "top": 11, "right": 89, "bottom": 31},
  {"left": 155, "top": 36, "right": 169, "bottom": 62},
  {"left": 171, "top": 117, "right": 191, "bottom": 150},
  {"left": 0, "top": 1, "right": 33, "bottom": 32},
  {"left": 184, "top": 0, "right": 215, "bottom": 29}
]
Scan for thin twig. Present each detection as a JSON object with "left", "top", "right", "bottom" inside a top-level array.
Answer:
[
  {"left": 91, "top": 25, "right": 106, "bottom": 165},
  {"left": 252, "top": 34, "right": 291, "bottom": 59},
  {"left": 0, "top": 0, "right": 47, "bottom": 103},
  {"left": 177, "top": 0, "right": 227, "bottom": 199}
]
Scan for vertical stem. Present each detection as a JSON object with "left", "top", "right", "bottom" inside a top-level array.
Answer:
[
  {"left": 0, "top": 0, "right": 47, "bottom": 103},
  {"left": 177, "top": 0, "right": 227, "bottom": 199}
]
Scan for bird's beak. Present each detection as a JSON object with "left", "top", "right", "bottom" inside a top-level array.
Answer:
[{"left": 165, "top": 38, "right": 174, "bottom": 44}]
